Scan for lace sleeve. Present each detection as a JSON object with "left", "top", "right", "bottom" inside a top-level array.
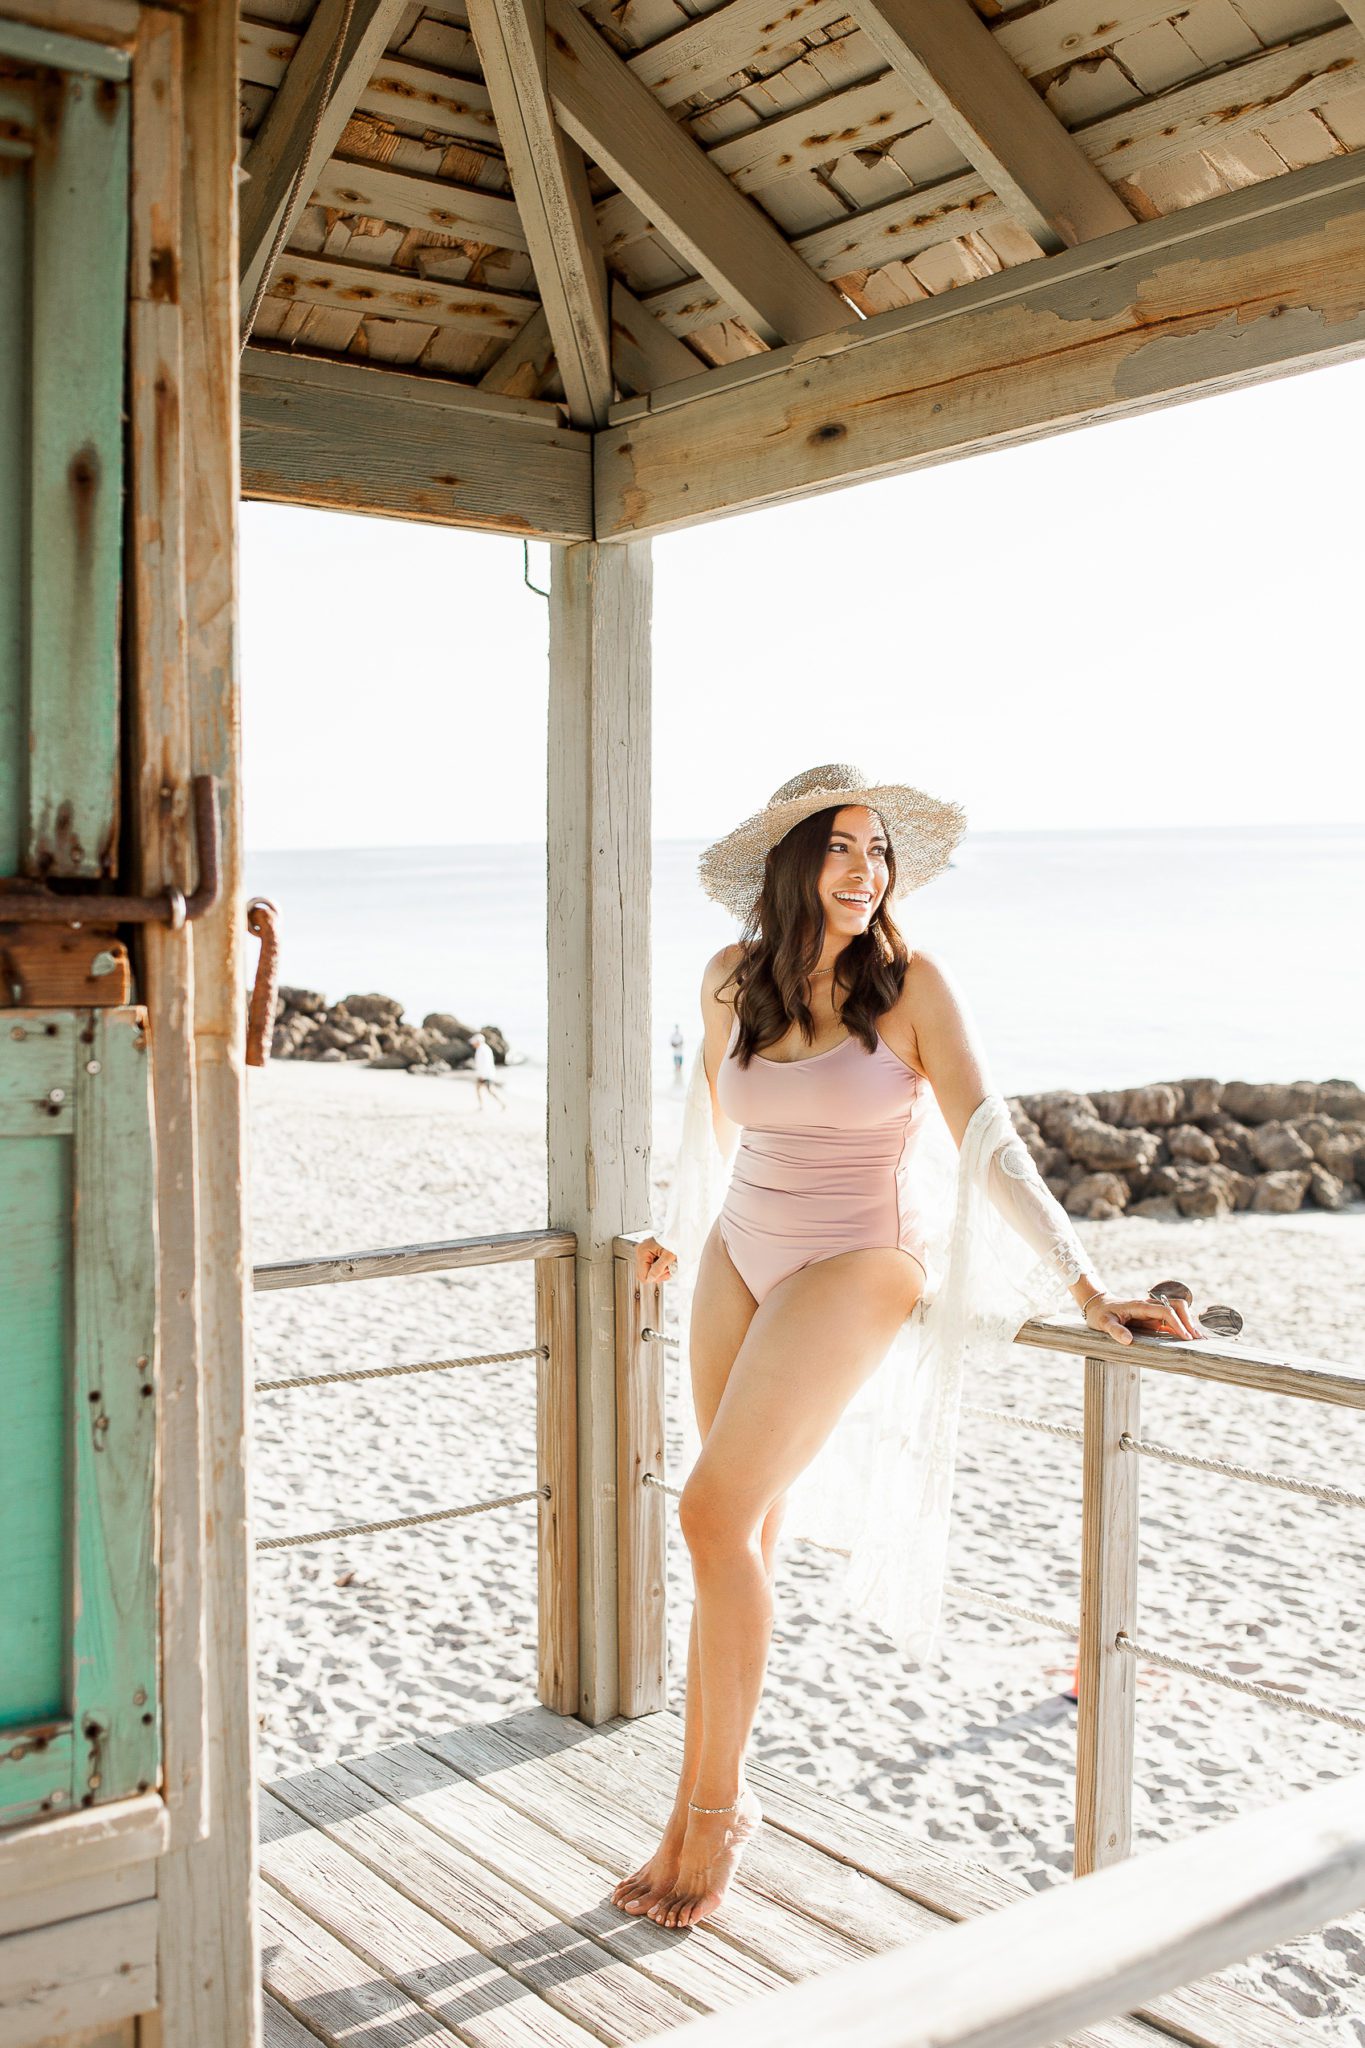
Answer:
[{"left": 982, "top": 1119, "right": 1089, "bottom": 1287}]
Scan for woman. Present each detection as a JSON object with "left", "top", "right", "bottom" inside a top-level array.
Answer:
[{"left": 611, "top": 766, "right": 1199, "bottom": 1933}]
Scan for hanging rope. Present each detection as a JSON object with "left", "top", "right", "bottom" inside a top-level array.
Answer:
[
  {"left": 1119, "top": 1432, "right": 1365, "bottom": 1513},
  {"left": 240, "top": 0, "right": 360, "bottom": 353},
  {"left": 963, "top": 1405, "right": 1084, "bottom": 1445},
  {"left": 947, "top": 1584, "right": 1079, "bottom": 1638},
  {"left": 256, "top": 1485, "right": 549, "bottom": 1552},
  {"left": 256, "top": 1345, "right": 544, "bottom": 1393},
  {"left": 1117, "top": 1633, "right": 1365, "bottom": 1737}
]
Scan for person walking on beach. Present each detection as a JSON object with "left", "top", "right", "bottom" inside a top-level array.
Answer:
[
  {"left": 470, "top": 1031, "right": 505, "bottom": 1111},
  {"left": 670, "top": 1022, "right": 685, "bottom": 1085},
  {"left": 612, "top": 765, "right": 1199, "bottom": 1933}
]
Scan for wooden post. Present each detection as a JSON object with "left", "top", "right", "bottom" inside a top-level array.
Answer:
[
  {"left": 535, "top": 1253, "right": 579, "bottom": 1714},
  {"left": 155, "top": 0, "right": 260, "bottom": 2040},
  {"left": 1074, "top": 1354, "right": 1140, "bottom": 1879},
  {"left": 547, "top": 539, "right": 653, "bottom": 1726},
  {"left": 614, "top": 1233, "right": 666, "bottom": 1715}
]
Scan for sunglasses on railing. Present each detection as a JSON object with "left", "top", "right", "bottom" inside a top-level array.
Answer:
[{"left": 1149, "top": 1279, "right": 1244, "bottom": 1339}]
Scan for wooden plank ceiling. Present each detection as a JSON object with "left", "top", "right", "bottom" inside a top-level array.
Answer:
[{"left": 238, "top": 0, "right": 1365, "bottom": 425}]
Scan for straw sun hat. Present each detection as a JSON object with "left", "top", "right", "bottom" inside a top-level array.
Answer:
[{"left": 698, "top": 763, "right": 967, "bottom": 923}]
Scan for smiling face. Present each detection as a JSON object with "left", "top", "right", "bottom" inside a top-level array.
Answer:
[{"left": 816, "top": 805, "right": 890, "bottom": 940}]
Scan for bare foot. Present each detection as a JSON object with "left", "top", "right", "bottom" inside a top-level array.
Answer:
[
  {"left": 611, "top": 1809, "right": 689, "bottom": 1916},
  {"left": 647, "top": 1786, "right": 762, "bottom": 1928}
]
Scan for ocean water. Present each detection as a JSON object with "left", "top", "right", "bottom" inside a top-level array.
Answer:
[{"left": 244, "top": 824, "right": 1365, "bottom": 1096}]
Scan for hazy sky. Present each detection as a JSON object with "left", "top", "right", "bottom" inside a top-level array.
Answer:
[{"left": 241, "top": 353, "right": 1365, "bottom": 851}]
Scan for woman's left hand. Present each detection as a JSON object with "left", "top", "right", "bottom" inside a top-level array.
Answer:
[{"left": 1082, "top": 1292, "right": 1202, "bottom": 1345}]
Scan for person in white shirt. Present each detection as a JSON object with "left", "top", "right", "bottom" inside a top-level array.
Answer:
[{"left": 470, "top": 1031, "right": 505, "bottom": 1111}]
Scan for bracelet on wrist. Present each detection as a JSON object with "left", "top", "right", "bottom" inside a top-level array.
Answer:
[{"left": 1079, "top": 1287, "right": 1106, "bottom": 1318}]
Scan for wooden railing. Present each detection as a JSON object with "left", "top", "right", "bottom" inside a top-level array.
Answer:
[
  {"left": 251, "top": 1226, "right": 580, "bottom": 1714},
  {"left": 613, "top": 1245, "right": 1365, "bottom": 1880}
]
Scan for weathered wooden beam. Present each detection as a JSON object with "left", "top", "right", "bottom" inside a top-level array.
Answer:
[
  {"left": 239, "top": 0, "right": 409, "bottom": 315},
  {"left": 240, "top": 348, "right": 593, "bottom": 541},
  {"left": 158, "top": 0, "right": 262, "bottom": 2037},
  {"left": 479, "top": 304, "right": 555, "bottom": 397},
  {"left": 610, "top": 280, "right": 702, "bottom": 395},
  {"left": 260, "top": 249, "right": 533, "bottom": 342},
  {"left": 545, "top": 0, "right": 853, "bottom": 345},
  {"left": 128, "top": 2, "right": 208, "bottom": 1857},
  {"left": 1074, "top": 1356, "right": 1139, "bottom": 1879},
  {"left": 468, "top": 0, "right": 613, "bottom": 426},
  {"left": 310, "top": 155, "right": 526, "bottom": 251},
  {"left": 637, "top": 18, "right": 1363, "bottom": 333},
  {"left": 548, "top": 540, "right": 653, "bottom": 1723},
  {"left": 597, "top": 155, "right": 1365, "bottom": 536},
  {"left": 238, "top": 18, "right": 499, "bottom": 151},
  {"left": 844, "top": 0, "right": 1132, "bottom": 252}
]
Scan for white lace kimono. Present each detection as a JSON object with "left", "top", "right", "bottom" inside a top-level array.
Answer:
[{"left": 659, "top": 1045, "right": 1091, "bottom": 1666}]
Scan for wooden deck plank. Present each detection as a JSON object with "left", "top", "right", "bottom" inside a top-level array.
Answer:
[
  {"left": 260, "top": 1883, "right": 465, "bottom": 2045},
  {"left": 622, "top": 1712, "right": 1304, "bottom": 2048},
  {"left": 340, "top": 1743, "right": 787, "bottom": 2010},
  {"left": 259, "top": 1713, "right": 1308, "bottom": 2048},
  {"left": 408, "top": 1716, "right": 895, "bottom": 1971},
  {"left": 422, "top": 1714, "right": 949, "bottom": 1957},
  {"left": 263, "top": 1776, "right": 696, "bottom": 2042},
  {"left": 433, "top": 1718, "right": 1185, "bottom": 2048},
  {"left": 262, "top": 1994, "right": 328, "bottom": 2048}
]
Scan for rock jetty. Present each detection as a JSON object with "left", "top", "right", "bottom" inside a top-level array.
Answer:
[
  {"left": 269, "top": 987, "right": 510, "bottom": 1073},
  {"left": 1009, "top": 1079, "right": 1365, "bottom": 1219}
]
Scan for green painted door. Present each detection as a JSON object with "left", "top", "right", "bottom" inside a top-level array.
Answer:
[
  {"left": 0, "top": 29, "right": 160, "bottom": 1834},
  {"left": 0, "top": 24, "right": 128, "bottom": 883},
  {"left": 0, "top": 1010, "right": 160, "bottom": 1828}
]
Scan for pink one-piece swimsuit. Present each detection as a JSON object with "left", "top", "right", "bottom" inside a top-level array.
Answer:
[{"left": 714, "top": 1010, "right": 932, "bottom": 1305}]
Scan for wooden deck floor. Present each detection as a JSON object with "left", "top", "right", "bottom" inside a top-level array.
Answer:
[{"left": 259, "top": 1705, "right": 1301, "bottom": 2048}]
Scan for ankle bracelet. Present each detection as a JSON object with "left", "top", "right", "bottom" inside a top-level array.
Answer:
[{"left": 688, "top": 1785, "right": 746, "bottom": 1814}]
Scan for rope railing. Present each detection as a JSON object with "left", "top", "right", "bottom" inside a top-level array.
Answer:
[
  {"left": 1116, "top": 1633, "right": 1365, "bottom": 1737},
  {"left": 255, "top": 1345, "right": 545, "bottom": 1394},
  {"left": 255, "top": 1485, "right": 551, "bottom": 1552}
]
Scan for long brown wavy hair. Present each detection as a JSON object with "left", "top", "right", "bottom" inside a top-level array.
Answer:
[{"left": 720, "top": 805, "right": 910, "bottom": 1063}]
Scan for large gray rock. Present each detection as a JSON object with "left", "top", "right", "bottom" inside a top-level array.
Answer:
[
  {"left": 342, "top": 992, "right": 405, "bottom": 1026},
  {"left": 435, "top": 1038, "right": 475, "bottom": 1068},
  {"left": 1035, "top": 1092, "right": 1098, "bottom": 1145},
  {"left": 1250, "top": 1169, "right": 1311, "bottom": 1213},
  {"left": 423, "top": 1011, "right": 475, "bottom": 1040},
  {"left": 1064, "top": 1116, "right": 1162, "bottom": 1175},
  {"left": 1177, "top": 1077, "right": 1223, "bottom": 1120},
  {"left": 478, "top": 1024, "right": 510, "bottom": 1064},
  {"left": 1064, "top": 1171, "right": 1130, "bottom": 1218},
  {"left": 1130, "top": 1194, "right": 1181, "bottom": 1218},
  {"left": 1317, "top": 1081, "right": 1365, "bottom": 1122},
  {"left": 1174, "top": 1165, "right": 1254, "bottom": 1218},
  {"left": 1221, "top": 1081, "right": 1319, "bottom": 1125},
  {"left": 1122, "top": 1083, "right": 1184, "bottom": 1127},
  {"left": 1249, "top": 1120, "right": 1314, "bottom": 1172},
  {"left": 1308, "top": 1162, "right": 1350, "bottom": 1211},
  {"left": 278, "top": 985, "right": 326, "bottom": 1016},
  {"left": 1204, "top": 1115, "right": 1258, "bottom": 1176},
  {"left": 1166, "top": 1124, "right": 1219, "bottom": 1164}
]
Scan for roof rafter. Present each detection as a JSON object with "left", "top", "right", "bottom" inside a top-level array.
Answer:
[
  {"left": 843, "top": 0, "right": 1133, "bottom": 253},
  {"left": 468, "top": 0, "right": 614, "bottom": 426},
  {"left": 543, "top": 0, "right": 854, "bottom": 345},
  {"left": 609, "top": 280, "right": 703, "bottom": 395},
  {"left": 240, "top": 0, "right": 411, "bottom": 313}
]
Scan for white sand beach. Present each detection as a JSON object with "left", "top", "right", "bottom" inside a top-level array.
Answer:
[{"left": 250, "top": 1059, "right": 1365, "bottom": 2044}]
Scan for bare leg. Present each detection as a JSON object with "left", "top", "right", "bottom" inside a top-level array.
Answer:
[
  {"left": 612, "top": 1221, "right": 760, "bottom": 1915},
  {"left": 612, "top": 1507, "right": 784, "bottom": 1913},
  {"left": 648, "top": 1245, "right": 924, "bottom": 1928}
]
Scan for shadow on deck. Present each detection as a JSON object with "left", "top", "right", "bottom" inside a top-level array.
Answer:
[{"left": 259, "top": 1706, "right": 1297, "bottom": 2048}]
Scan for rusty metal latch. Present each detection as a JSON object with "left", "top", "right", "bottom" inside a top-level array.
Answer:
[
  {"left": 0, "top": 775, "right": 222, "bottom": 927},
  {"left": 245, "top": 896, "right": 280, "bottom": 1068}
]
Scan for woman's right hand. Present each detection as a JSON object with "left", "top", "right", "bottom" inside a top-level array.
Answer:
[{"left": 636, "top": 1237, "right": 678, "bottom": 1287}]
